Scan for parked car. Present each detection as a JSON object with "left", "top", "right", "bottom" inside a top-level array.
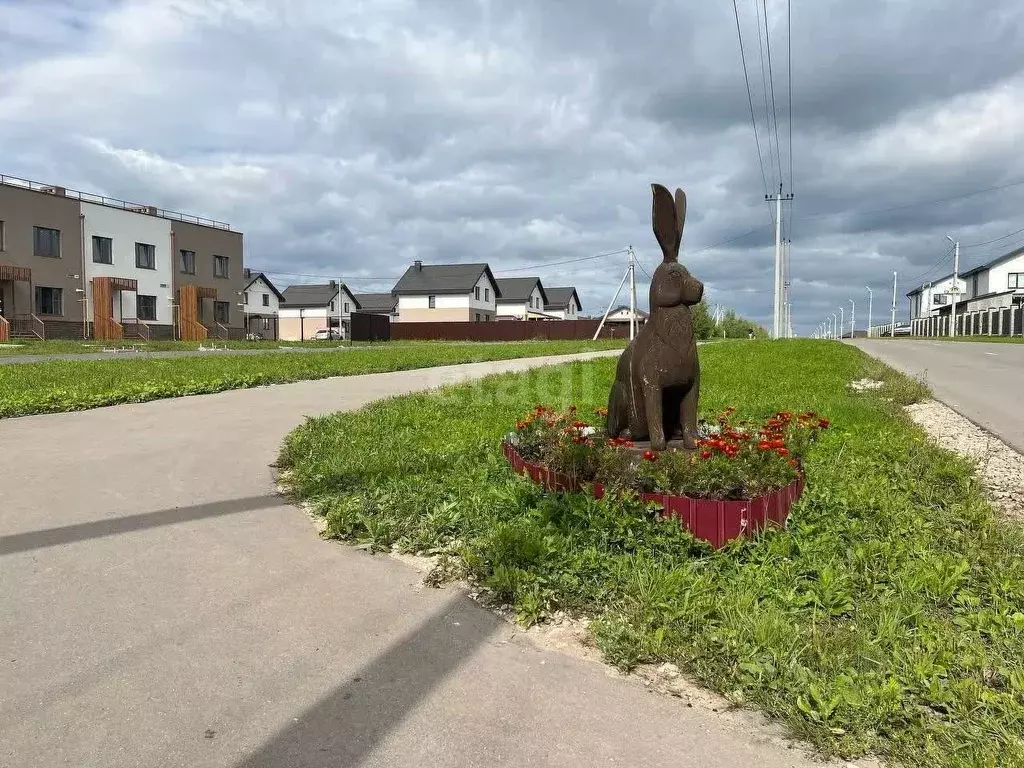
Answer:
[{"left": 314, "top": 328, "right": 342, "bottom": 340}]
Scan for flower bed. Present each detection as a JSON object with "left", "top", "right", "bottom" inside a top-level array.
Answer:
[{"left": 503, "top": 405, "right": 828, "bottom": 548}]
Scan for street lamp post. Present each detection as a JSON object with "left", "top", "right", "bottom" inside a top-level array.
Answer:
[
  {"left": 839, "top": 307, "right": 845, "bottom": 339},
  {"left": 832, "top": 313, "right": 838, "bottom": 340},
  {"left": 866, "top": 287, "right": 873, "bottom": 338},
  {"left": 849, "top": 299, "right": 856, "bottom": 338},
  {"left": 946, "top": 235, "right": 960, "bottom": 337}
]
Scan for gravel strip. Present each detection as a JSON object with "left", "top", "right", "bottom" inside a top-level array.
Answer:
[{"left": 906, "top": 399, "right": 1024, "bottom": 520}]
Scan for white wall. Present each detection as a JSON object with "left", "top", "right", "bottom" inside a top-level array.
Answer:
[
  {"left": 243, "top": 276, "right": 279, "bottom": 316},
  {"left": 81, "top": 202, "right": 174, "bottom": 325},
  {"left": 470, "top": 272, "right": 497, "bottom": 311},
  {"left": 988, "top": 253, "right": 1024, "bottom": 295},
  {"left": 399, "top": 293, "right": 469, "bottom": 310},
  {"left": 911, "top": 275, "right": 965, "bottom": 318}
]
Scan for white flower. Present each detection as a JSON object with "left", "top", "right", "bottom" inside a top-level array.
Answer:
[{"left": 581, "top": 426, "right": 597, "bottom": 437}]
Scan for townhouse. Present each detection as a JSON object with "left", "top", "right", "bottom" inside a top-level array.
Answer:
[
  {"left": 0, "top": 173, "right": 244, "bottom": 342},
  {"left": 391, "top": 261, "right": 501, "bottom": 322},
  {"left": 279, "top": 281, "right": 360, "bottom": 340},
  {"left": 494, "top": 277, "right": 554, "bottom": 320}
]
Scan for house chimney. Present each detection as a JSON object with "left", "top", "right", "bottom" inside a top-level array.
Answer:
[
  {"left": 329, "top": 279, "right": 337, "bottom": 289},
  {"left": 414, "top": 260, "right": 422, "bottom": 271},
  {"left": 243, "top": 268, "right": 251, "bottom": 279}
]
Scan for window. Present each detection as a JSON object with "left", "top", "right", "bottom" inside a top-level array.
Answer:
[
  {"left": 33, "top": 226, "right": 60, "bottom": 258},
  {"left": 214, "top": 300, "right": 230, "bottom": 323},
  {"left": 344, "top": 302, "right": 350, "bottom": 313},
  {"left": 92, "top": 236, "right": 113, "bottom": 264},
  {"left": 35, "top": 286, "right": 62, "bottom": 315},
  {"left": 484, "top": 287, "right": 490, "bottom": 301},
  {"left": 474, "top": 286, "right": 480, "bottom": 300},
  {"left": 330, "top": 300, "right": 335, "bottom": 312},
  {"left": 475, "top": 313, "right": 481, "bottom": 322},
  {"left": 135, "top": 242, "right": 156, "bottom": 269},
  {"left": 428, "top": 295, "right": 436, "bottom": 309},
  {"left": 213, "top": 255, "right": 229, "bottom": 278},
  {"left": 243, "top": 291, "right": 249, "bottom": 304},
  {"left": 262, "top": 293, "right": 270, "bottom": 307},
  {"left": 1010, "top": 273, "right": 1023, "bottom": 289},
  {"left": 179, "top": 249, "right": 196, "bottom": 274},
  {"left": 137, "top": 295, "right": 157, "bottom": 321}
]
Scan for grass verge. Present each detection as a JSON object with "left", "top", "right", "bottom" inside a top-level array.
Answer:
[
  {"left": 0, "top": 340, "right": 622, "bottom": 418},
  {"left": 280, "top": 339, "right": 1024, "bottom": 768}
]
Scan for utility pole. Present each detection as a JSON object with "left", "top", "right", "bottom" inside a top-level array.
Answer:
[
  {"left": 628, "top": 246, "right": 637, "bottom": 341},
  {"left": 832, "top": 313, "right": 838, "bottom": 340},
  {"left": 891, "top": 271, "right": 897, "bottom": 338},
  {"left": 866, "top": 286, "right": 873, "bottom": 338},
  {"left": 849, "top": 299, "right": 856, "bottom": 338},
  {"left": 946, "top": 235, "right": 960, "bottom": 337},
  {"left": 839, "top": 306, "right": 844, "bottom": 339},
  {"left": 592, "top": 247, "right": 635, "bottom": 341},
  {"left": 766, "top": 184, "right": 794, "bottom": 339}
]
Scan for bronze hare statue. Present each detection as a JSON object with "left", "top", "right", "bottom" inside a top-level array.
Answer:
[{"left": 606, "top": 184, "right": 704, "bottom": 451}]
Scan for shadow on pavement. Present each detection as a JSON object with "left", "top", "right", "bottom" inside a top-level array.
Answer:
[
  {"left": 0, "top": 495, "right": 286, "bottom": 557},
  {"left": 235, "top": 595, "right": 502, "bottom": 768}
]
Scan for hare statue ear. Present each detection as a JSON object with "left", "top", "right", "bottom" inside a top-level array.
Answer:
[
  {"left": 651, "top": 183, "right": 680, "bottom": 262},
  {"left": 674, "top": 188, "right": 686, "bottom": 242}
]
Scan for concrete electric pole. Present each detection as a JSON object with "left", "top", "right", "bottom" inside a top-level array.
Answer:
[
  {"left": 766, "top": 184, "right": 794, "bottom": 339},
  {"left": 866, "top": 286, "right": 873, "bottom": 338}
]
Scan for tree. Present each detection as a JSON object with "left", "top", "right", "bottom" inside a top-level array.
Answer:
[
  {"left": 691, "top": 300, "right": 717, "bottom": 340},
  {"left": 718, "top": 309, "right": 768, "bottom": 338}
]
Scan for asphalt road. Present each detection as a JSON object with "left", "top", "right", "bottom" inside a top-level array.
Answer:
[
  {"left": 850, "top": 339, "right": 1024, "bottom": 452},
  {"left": 0, "top": 352, "right": 843, "bottom": 768}
]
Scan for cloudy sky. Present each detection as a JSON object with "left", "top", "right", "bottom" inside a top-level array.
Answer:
[{"left": 2, "top": 0, "right": 1023, "bottom": 335}]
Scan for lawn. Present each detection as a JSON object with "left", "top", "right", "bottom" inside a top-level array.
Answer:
[
  {"left": 279, "top": 339, "right": 1024, "bottom": 768},
  {"left": 0, "top": 338, "right": 420, "bottom": 356},
  {"left": 0, "top": 340, "right": 623, "bottom": 418}
]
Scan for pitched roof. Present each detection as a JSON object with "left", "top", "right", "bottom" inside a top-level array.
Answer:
[
  {"left": 495, "top": 277, "right": 547, "bottom": 304},
  {"left": 353, "top": 292, "right": 398, "bottom": 313},
  {"left": 242, "top": 272, "right": 284, "bottom": 301},
  {"left": 392, "top": 262, "right": 501, "bottom": 297},
  {"left": 544, "top": 286, "right": 580, "bottom": 310},
  {"left": 280, "top": 282, "right": 360, "bottom": 309},
  {"left": 907, "top": 244, "right": 1024, "bottom": 295}
]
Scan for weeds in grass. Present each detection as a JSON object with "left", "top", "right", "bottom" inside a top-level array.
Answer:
[{"left": 279, "top": 339, "right": 1024, "bottom": 767}]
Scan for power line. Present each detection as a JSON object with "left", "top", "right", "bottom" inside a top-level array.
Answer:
[
  {"left": 761, "top": 0, "right": 784, "bottom": 187},
  {"left": 904, "top": 245, "right": 955, "bottom": 288},
  {"left": 752, "top": 0, "right": 777, "bottom": 190},
  {"left": 961, "top": 225, "right": 1024, "bottom": 249},
  {"left": 795, "top": 178, "right": 1024, "bottom": 222},
  {"left": 254, "top": 248, "right": 631, "bottom": 284},
  {"left": 787, "top": 0, "right": 793, "bottom": 196},
  {"left": 731, "top": 0, "right": 770, "bottom": 200}
]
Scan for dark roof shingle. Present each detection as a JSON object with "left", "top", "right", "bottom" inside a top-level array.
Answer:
[
  {"left": 280, "top": 283, "right": 359, "bottom": 309},
  {"left": 495, "top": 277, "right": 546, "bottom": 304},
  {"left": 544, "top": 286, "right": 581, "bottom": 310},
  {"left": 392, "top": 262, "right": 500, "bottom": 297},
  {"left": 353, "top": 293, "right": 398, "bottom": 313}
]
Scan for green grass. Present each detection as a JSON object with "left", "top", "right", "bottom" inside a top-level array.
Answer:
[
  {"left": 0, "top": 338, "right": 452, "bottom": 356},
  {"left": 279, "top": 339, "right": 1024, "bottom": 768},
  {"left": 0, "top": 340, "right": 623, "bottom": 418}
]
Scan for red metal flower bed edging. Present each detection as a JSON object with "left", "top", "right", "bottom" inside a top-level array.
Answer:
[{"left": 501, "top": 440, "right": 805, "bottom": 549}]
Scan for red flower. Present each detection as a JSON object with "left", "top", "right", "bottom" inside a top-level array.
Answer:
[
  {"left": 818, "top": 419, "right": 830, "bottom": 429},
  {"left": 776, "top": 447, "right": 789, "bottom": 457},
  {"left": 758, "top": 440, "right": 772, "bottom": 451},
  {"left": 772, "top": 438, "right": 785, "bottom": 449},
  {"left": 642, "top": 450, "right": 658, "bottom": 462},
  {"left": 700, "top": 450, "right": 713, "bottom": 459},
  {"left": 572, "top": 420, "right": 588, "bottom": 429}
]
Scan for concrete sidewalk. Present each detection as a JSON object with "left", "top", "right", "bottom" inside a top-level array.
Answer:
[{"left": 0, "top": 351, "right": 838, "bottom": 768}]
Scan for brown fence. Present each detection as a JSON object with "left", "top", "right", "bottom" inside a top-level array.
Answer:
[
  {"left": 351, "top": 312, "right": 391, "bottom": 342},
  {"left": 389, "top": 319, "right": 636, "bottom": 341}
]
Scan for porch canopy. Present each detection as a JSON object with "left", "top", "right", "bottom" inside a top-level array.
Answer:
[{"left": 0, "top": 263, "right": 32, "bottom": 282}]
